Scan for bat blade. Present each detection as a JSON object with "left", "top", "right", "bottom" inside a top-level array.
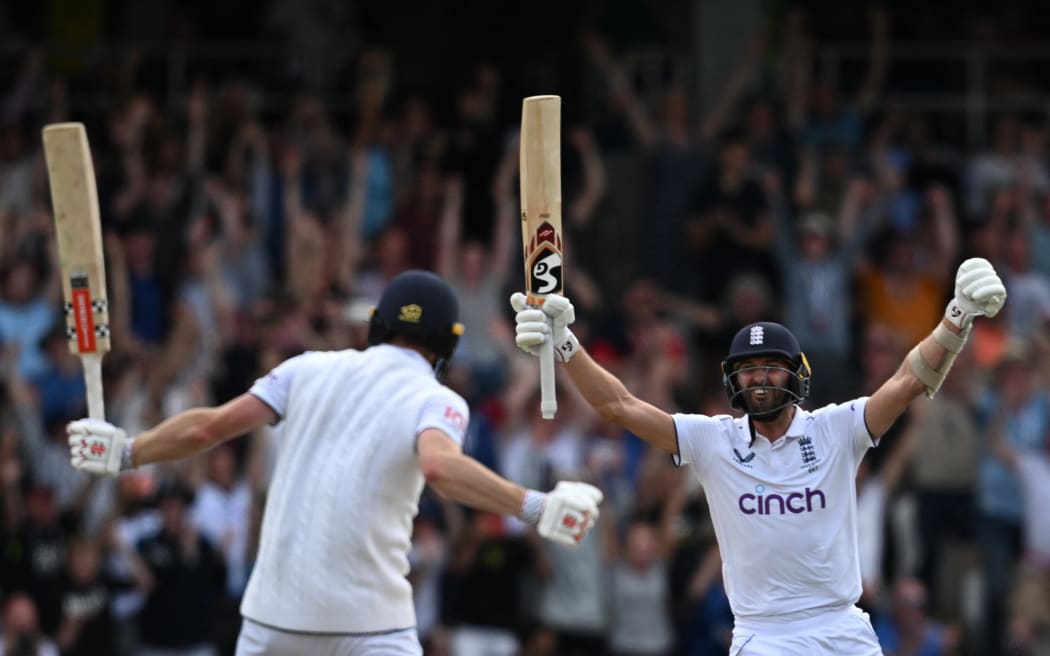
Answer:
[
  {"left": 520, "top": 95, "right": 563, "bottom": 419},
  {"left": 43, "top": 122, "right": 109, "bottom": 420}
]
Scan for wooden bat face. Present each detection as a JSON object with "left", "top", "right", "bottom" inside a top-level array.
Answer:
[
  {"left": 520, "top": 95, "right": 563, "bottom": 306},
  {"left": 42, "top": 123, "right": 110, "bottom": 356}
]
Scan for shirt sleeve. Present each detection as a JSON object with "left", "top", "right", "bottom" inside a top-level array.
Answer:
[
  {"left": 671, "top": 413, "right": 724, "bottom": 472},
  {"left": 815, "top": 397, "right": 874, "bottom": 465},
  {"left": 248, "top": 353, "right": 314, "bottom": 423},
  {"left": 416, "top": 390, "right": 470, "bottom": 447}
]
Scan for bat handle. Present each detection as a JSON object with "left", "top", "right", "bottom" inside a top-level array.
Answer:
[
  {"left": 82, "top": 353, "right": 105, "bottom": 421},
  {"left": 540, "top": 335, "right": 557, "bottom": 419}
]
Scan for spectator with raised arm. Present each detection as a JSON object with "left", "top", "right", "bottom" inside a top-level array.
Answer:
[
  {"left": 856, "top": 184, "right": 959, "bottom": 347},
  {"left": 772, "top": 175, "right": 879, "bottom": 405},
  {"left": 793, "top": 7, "right": 890, "bottom": 156},
  {"left": 974, "top": 340, "right": 1050, "bottom": 654},
  {"left": 580, "top": 29, "right": 764, "bottom": 294},
  {"left": 985, "top": 346, "right": 1050, "bottom": 655}
]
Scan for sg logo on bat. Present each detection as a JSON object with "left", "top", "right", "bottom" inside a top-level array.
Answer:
[
  {"left": 531, "top": 250, "right": 562, "bottom": 294},
  {"left": 527, "top": 220, "right": 563, "bottom": 295}
]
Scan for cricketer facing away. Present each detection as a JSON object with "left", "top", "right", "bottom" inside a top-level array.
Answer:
[
  {"left": 513, "top": 257, "right": 1005, "bottom": 655},
  {"left": 67, "top": 270, "right": 603, "bottom": 656}
]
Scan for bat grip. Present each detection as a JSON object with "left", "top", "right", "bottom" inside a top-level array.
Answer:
[
  {"left": 540, "top": 336, "right": 557, "bottom": 419},
  {"left": 82, "top": 353, "right": 105, "bottom": 421}
]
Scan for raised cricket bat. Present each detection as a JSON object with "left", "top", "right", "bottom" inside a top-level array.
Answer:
[
  {"left": 42, "top": 123, "right": 109, "bottom": 421},
  {"left": 520, "top": 95, "right": 563, "bottom": 419}
]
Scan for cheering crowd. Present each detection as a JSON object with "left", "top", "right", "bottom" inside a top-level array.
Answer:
[{"left": 0, "top": 4, "right": 1049, "bottom": 655}]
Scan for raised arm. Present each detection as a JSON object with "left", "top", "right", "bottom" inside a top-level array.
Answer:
[
  {"left": 783, "top": 10, "right": 812, "bottom": 133},
  {"left": 335, "top": 145, "right": 369, "bottom": 290},
  {"left": 923, "top": 184, "right": 961, "bottom": 281},
  {"left": 68, "top": 393, "right": 277, "bottom": 476},
  {"left": 865, "top": 258, "right": 1005, "bottom": 438},
  {"left": 700, "top": 35, "right": 765, "bottom": 142},
  {"left": 487, "top": 144, "right": 520, "bottom": 287},
  {"left": 511, "top": 293, "right": 678, "bottom": 454},
  {"left": 581, "top": 30, "right": 658, "bottom": 149},
  {"left": 854, "top": 7, "right": 891, "bottom": 114},
  {"left": 566, "top": 127, "right": 608, "bottom": 228},
  {"left": 434, "top": 175, "right": 464, "bottom": 280}
]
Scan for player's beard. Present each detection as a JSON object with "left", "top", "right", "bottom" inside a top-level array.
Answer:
[{"left": 743, "top": 386, "right": 791, "bottom": 422}]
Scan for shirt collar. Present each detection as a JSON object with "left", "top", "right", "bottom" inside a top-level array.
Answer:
[
  {"left": 747, "top": 405, "right": 807, "bottom": 447},
  {"left": 378, "top": 343, "right": 435, "bottom": 375}
]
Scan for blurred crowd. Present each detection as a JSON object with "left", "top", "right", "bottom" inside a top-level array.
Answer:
[{"left": 0, "top": 4, "right": 1049, "bottom": 656}]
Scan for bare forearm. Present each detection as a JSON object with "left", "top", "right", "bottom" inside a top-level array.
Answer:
[
  {"left": 132, "top": 408, "right": 221, "bottom": 467},
  {"left": 564, "top": 348, "right": 677, "bottom": 452},
  {"left": 426, "top": 453, "right": 527, "bottom": 517},
  {"left": 564, "top": 349, "right": 633, "bottom": 419}
]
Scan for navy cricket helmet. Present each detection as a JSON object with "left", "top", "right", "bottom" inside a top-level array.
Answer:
[
  {"left": 721, "top": 321, "right": 811, "bottom": 416},
  {"left": 368, "top": 270, "right": 465, "bottom": 367}
]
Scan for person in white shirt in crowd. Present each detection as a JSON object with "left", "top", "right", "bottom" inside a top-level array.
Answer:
[
  {"left": 511, "top": 258, "right": 1005, "bottom": 655},
  {"left": 986, "top": 355, "right": 1050, "bottom": 656},
  {"left": 65, "top": 269, "right": 603, "bottom": 656}
]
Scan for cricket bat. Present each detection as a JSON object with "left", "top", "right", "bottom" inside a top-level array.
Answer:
[
  {"left": 519, "top": 95, "right": 563, "bottom": 419},
  {"left": 42, "top": 123, "right": 109, "bottom": 421}
]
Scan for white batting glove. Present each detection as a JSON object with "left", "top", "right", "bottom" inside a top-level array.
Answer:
[
  {"left": 944, "top": 258, "right": 1007, "bottom": 329},
  {"left": 520, "top": 481, "right": 603, "bottom": 547},
  {"left": 67, "top": 418, "right": 133, "bottom": 476},
  {"left": 510, "top": 292, "right": 580, "bottom": 363}
]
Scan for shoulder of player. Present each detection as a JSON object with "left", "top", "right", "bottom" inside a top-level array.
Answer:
[
  {"left": 674, "top": 411, "right": 743, "bottom": 443},
  {"left": 802, "top": 398, "right": 868, "bottom": 421},
  {"left": 434, "top": 383, "right": 468, "bottom": 411}
]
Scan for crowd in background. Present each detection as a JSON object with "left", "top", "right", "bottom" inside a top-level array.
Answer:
[{"left": 0, "top": 3, "right": 1049, "bottom": 655}]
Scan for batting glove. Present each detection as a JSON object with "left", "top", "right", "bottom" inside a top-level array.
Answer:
[
  {"left": 520, "top": 481, "right": 603, "bottom": 547},
  {"left": 510, "top": 292, "right": 580, "bottom": 363},
  {"left": 944, "top": 258, "right": 1007, "bottom": 329},
  {"left": 68, "top": 418, "right": 134, "bottom": 476}
]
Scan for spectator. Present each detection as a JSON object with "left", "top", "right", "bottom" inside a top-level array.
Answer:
[
  {"left": 771, "top": 177, "right": 877, "bottom": 404},
  {"left": 136, "top": 482, "right": 226, "bottom": 656},
  {"left": 0, "top": 477, "right": 70, "bottom": 638},
  {"left": 442, "top": 511, "right": 541, "bottom": 656},
  {"left": 793, "top": 8, "right": 889, "bottom": 157},
  {"left": 0, "top": 592, "right": 59, "bottom": 656},
  {"left": 0, "top": 253, "right": 58, "bottom": 380},
  {"left": 685, "top": 128, "right": 776, "bottom": 303},
  {"left": 998, "top": 226, "right": 1050, "bottom": 340},
  {"left": 855, "top": 189, "right": 958, "bottom": 347},
  {"left": 608, "top": 515, "right": 676, "bottom": 655},
  {"left": 54, "top": 533, "right": 151, "bottom": 656},
  {"left": 975, "top": 341, "right": 1050, "bottom": 654},
  {"left": 874, "top": 578, "right": 956, "bottom": 656},
  {"left": 987, "top": 389, "right": 1050, "bottom": 655},
  {"left": 580, "top": 29, "right": 758, "bottom": 294},
  {"left": 910, "top": 352, "right": 981, "bottom": 622},
  {"left": 190, "top": 444, "right": 253, "bottom": 652}
]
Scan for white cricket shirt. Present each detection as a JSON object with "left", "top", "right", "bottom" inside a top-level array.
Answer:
[
  {"left": 241, "top": 344, "right": 469, "bottom": 633},
  {"left": 674, "top": 399, "right": 874, "bottom": 620}
]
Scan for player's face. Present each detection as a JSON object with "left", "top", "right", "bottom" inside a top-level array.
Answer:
[{"left": 733, "top": 357, "right": 793, "bottom": 416}]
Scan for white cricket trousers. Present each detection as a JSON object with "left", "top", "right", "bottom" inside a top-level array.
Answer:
[
  {"left": 235, "top": 618, "right": 422, "bottom": 656},
  {"left": 729, "top": 604, "right": 882, "bottom": 655}
]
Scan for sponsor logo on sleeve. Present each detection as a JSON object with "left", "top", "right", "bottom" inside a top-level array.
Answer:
[{"left": 443, "top": 406, "right": 465, "bottom": 431}]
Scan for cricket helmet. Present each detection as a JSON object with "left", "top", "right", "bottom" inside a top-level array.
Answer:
[
  {"left": 368, "top": 270, "right": 464, "bottom": 367},
  {"left": 721, "top": 321, "right": 811, "bottom": 416}
]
